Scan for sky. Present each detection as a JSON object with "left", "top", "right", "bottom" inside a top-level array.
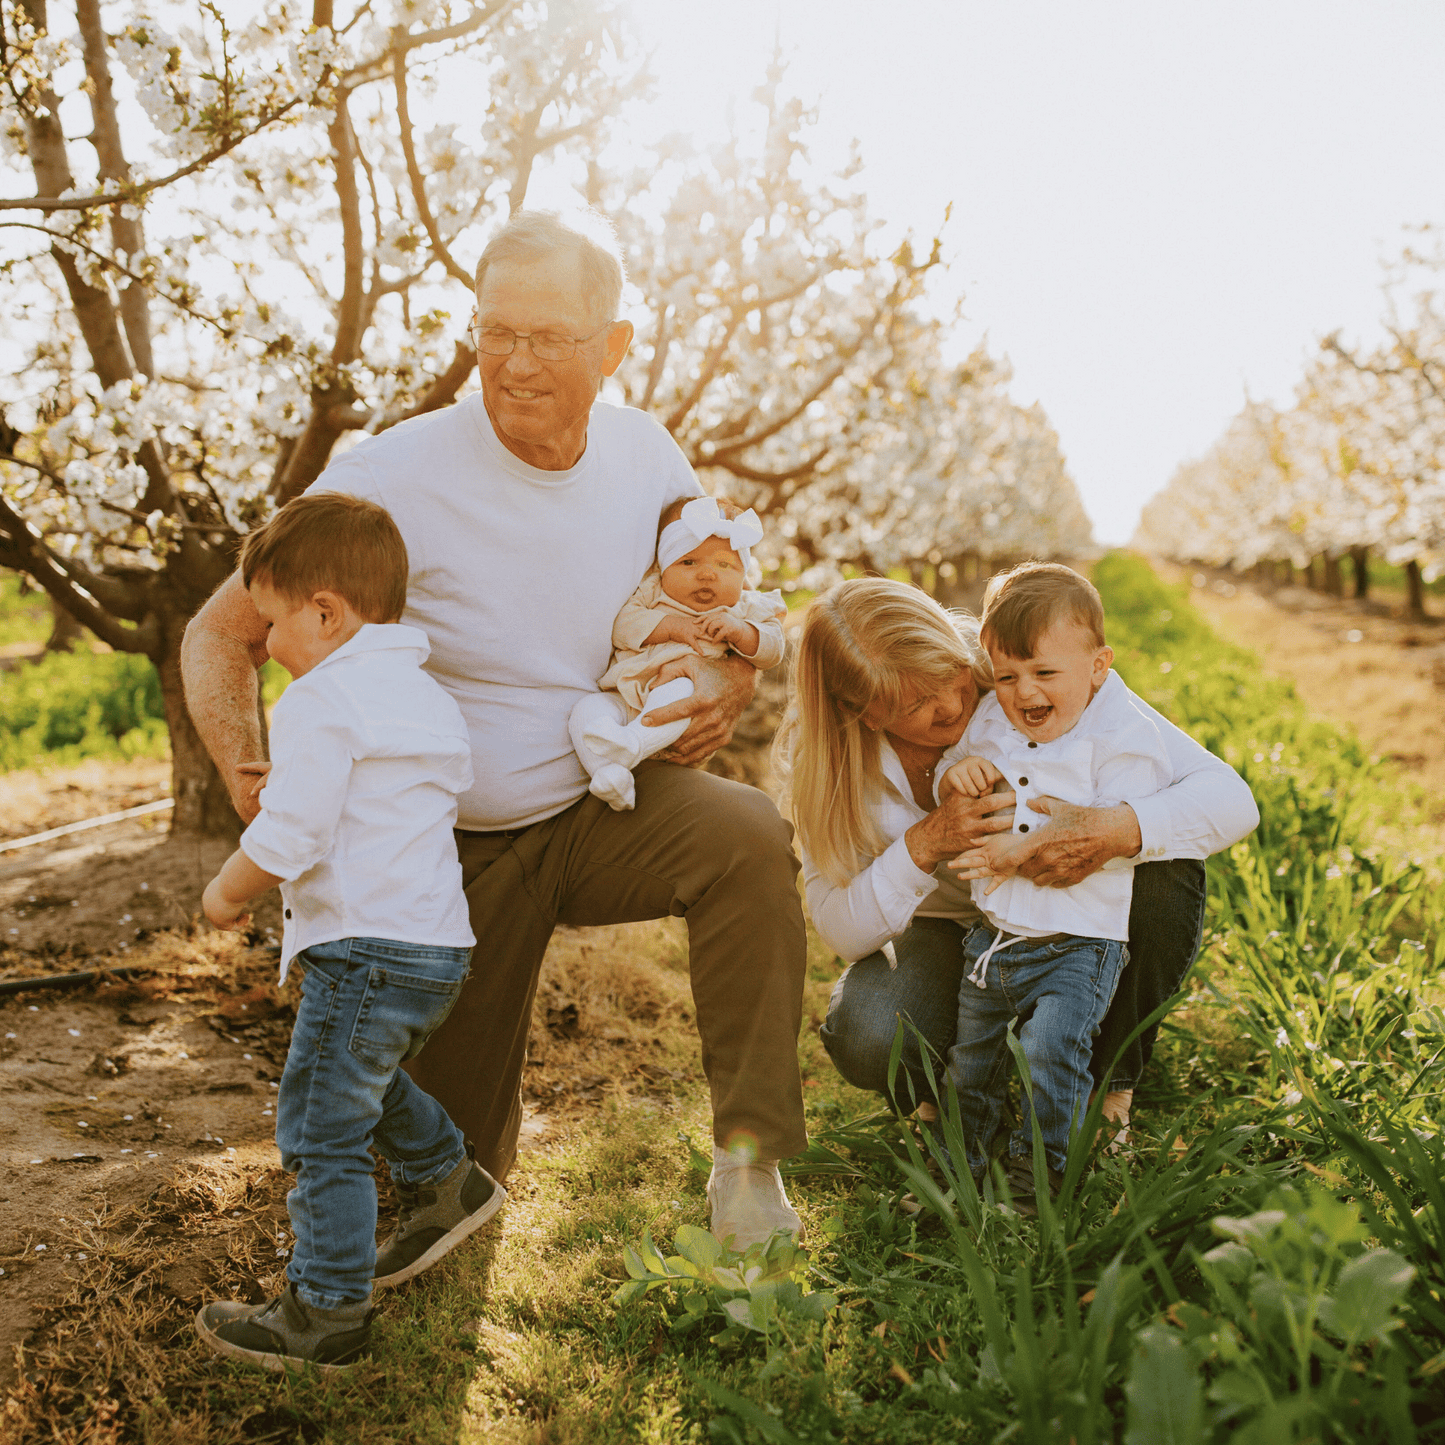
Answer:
[{"left": 604, "top": 0, "right": 1445, "bottom": 544}]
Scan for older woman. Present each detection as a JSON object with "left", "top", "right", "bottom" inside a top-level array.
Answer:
[{"left": 775, "top": 577, "right": 1258, "bottom": 1128}]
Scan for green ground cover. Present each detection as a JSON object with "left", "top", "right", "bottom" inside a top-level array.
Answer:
[
  {"left": 0, "top": 571, "right": 290, "bottom": 773},
  {"left": 11, "top": 555, "right": 1445, "bottom": 1441}
]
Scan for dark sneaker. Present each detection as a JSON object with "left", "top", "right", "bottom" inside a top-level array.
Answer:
[
  {"left": 372, "top": 1149, "right": 506, "bottom": 1289},
  {"left": 1002, "top": 1156, "right": 1065, "bottom": 1218},
  {"left": 195, "top": 1282, "right": 372, "bottom": 1374}
]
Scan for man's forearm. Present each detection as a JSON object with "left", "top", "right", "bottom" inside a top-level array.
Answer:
[{"left": 180, "top": 619, "right": 265, "bottom": 784}]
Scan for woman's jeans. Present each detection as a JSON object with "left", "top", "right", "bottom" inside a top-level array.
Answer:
[
  {"left": 949, "top": 926, "right": 1126, "bottom": 1177},
  {"left": 820, "top": 858, "right": 1208, "bottom": 1111},
  {"left": 277, "top": 937, "right": 472, "bottom": 1309}
]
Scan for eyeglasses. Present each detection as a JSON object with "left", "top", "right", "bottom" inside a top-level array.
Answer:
[{"left": 468, "top": 315, "right": 612, "bottom": 362}]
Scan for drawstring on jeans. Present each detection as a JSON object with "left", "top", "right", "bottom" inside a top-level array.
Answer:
[{"left": 967, "top": 928, "right": 1025, "bottom": 989}]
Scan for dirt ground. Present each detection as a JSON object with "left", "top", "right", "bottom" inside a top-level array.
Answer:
[{"left": 0, "top": 760, "right": 706, "bottom": 1405}]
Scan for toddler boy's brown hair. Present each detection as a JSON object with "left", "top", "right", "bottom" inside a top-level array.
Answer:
[
  {"left": 240, "top": 493, "right": 408, "bottom": 623},
  {"left": 980, "top": 562, "right": 1106, "bottom": 660}
]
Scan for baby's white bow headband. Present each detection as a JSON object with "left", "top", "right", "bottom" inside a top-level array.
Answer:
[{"left": 657, "top": 496, "right": 764, "bottom": 573}]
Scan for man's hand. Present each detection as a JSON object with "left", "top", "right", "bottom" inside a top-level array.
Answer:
[
  {"left": 233, "top": 761, "right": 272, "bottom": 825},
  {"left": 904, "top": 789, "right": 1017, "bottom": 872},
  {"left": 643, "top": 653, "right": 756, "bottom": 767},
  {"left": 1014, "top": 797, "right": 1142, "bottom": 888}
]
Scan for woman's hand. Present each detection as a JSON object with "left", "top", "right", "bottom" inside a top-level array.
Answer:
[
  {"left": 904, "top": 789, "right": 1017, "bottom": 873},
  {"left": 1013, "top": 797, "right": 1142, "bottom": 887}
]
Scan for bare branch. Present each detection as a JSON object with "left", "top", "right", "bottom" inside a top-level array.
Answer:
[
  {"left": 381, "top": 341, "right": 475, "bottom": 430},
  {"left": 703, "top": 446, "right": 832, "bottom": 488},
  {"left": 0, "top": 491, "right": 157, "bottom": 652},
  {"left": 663, "top": 314, "right": 742, "bottom": 434},
  {"left": 0, "top": 223, "right": 231, "bottom": 332},
  {"left": 76, "top": 0, "right": 154, "bottom": 375},
  {"left": 0, "top": 99, "right": 309, "bottom": 212},
  {"left": 392, "top": 33, "right": 473, "bottom": 286}
]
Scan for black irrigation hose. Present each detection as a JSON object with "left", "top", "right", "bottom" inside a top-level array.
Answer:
[{"left": 0, "top": 965, "right": 150, "bottom": 997}]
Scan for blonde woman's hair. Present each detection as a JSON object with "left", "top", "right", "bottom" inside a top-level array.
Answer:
[{"left": 773, "top": 577, "right": 992, "bottom": 888}]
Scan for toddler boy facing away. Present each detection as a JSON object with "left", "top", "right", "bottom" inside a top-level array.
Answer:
[
  {"left": 936, "top": 563, "right": 1172, "bottom": 1211},
  {"left": 194, "top": 493, "right": 503, "bottom": 1374}
]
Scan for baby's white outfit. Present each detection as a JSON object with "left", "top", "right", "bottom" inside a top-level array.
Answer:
[
  {"left": 938, "top": 670, "right": 1173, "bottom": 978},
  {"left": 569, "top": 569, "right": 786, "bottom": 810}
]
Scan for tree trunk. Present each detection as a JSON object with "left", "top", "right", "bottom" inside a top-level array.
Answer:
[
  {"left": 1405, "top": 560, "right": 1428, "bottom": 622},
  {"left": 45, "top": 596, "right": 83, "bottom": 652},
  {"left": 154, "top": 608, "right": 245, "bottom": 840},
  {"left": 1351, "top": 546, "right": 1369, "bottom": 599},
  {"left": 1322, "top": 553, "right": 1343, "bottom": 598}
]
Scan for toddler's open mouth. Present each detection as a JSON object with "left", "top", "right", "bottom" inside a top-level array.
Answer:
[{"left": 1022, "top": 705, "right": 1052, "bottom": 728}]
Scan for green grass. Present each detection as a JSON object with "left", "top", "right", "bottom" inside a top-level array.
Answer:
[{"left": 9, "top": 554, "right": 1445, "bottom": 1441}]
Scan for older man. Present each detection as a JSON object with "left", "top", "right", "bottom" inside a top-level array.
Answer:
[{"left": 182, "top": 210, "right": 808, "bottom": 1260}]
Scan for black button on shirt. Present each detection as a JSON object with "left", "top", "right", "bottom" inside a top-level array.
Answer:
[
  {"left": 1018, "top": 777, "right": 1029, "bottom": 787},
  {"left": 1028, "top": 741, "right": 1038, "bottom": 749},
  {"left": 1019, "top": 824, "right": 1030, "bottom": 833}
]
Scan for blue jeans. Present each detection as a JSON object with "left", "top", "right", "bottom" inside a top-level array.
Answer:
[
  {"left": 277, "top": 937, "right": 472, "bottom": 1309},
  {"left": 820, "top": 858, "right": 1208, "bottom": 1104},
  {"left": 948, "top": 926, "right": 1126, "bottom": 1177}
]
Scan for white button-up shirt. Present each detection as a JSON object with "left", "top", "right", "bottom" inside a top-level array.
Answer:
[
  {"left": 802, "top": 677, "right": 1258, "bottom": 961},
  {"left": 942, "top": 671, "right": 1172, "bottom": 941},
  {"left": 241, "top": 624, "right": 476, "bottom": 981}
]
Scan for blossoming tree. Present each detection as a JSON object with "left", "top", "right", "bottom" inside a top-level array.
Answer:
[
  {"left": 2, "top": 2, "right": 1091, "bottom": 838},
  {"left": 0, "top": 0, "right": 635, "bottom": 832}
]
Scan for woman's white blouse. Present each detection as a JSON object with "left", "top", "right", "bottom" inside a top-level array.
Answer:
[{"left": 801, "top": 688, "right": 1260, "bottom": 962}]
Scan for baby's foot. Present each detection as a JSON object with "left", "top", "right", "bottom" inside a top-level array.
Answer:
[
  {"left": 589, "top": 764, "right": 636, "bottom": 811},
  {"left": 581, "top": 718, "right": 642, "bottom": 769}
]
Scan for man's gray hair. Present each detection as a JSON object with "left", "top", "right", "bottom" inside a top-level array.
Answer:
[{"left": 474, "top": 209, "right": 626, "bottom": 324}]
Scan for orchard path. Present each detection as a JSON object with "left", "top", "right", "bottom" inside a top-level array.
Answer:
[{"left": 1159, "top": 561, "right": 1445, "bottom": 850}]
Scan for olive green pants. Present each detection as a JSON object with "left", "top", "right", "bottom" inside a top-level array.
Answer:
[{"left": 404, "top": 762, "right": 808, "bottom": 1183}]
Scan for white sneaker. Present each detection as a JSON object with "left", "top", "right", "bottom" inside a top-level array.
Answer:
[{"left": 706, "top": 1144, "right": 803, "bottom": 1250}]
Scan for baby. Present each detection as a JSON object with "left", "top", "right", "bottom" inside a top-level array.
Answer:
[
  {"left": 568, "top": 495, "right": 787, "bottom": 810},
  {"left": 934, "top": 562, "right": 1172, "bottom": 1209}
]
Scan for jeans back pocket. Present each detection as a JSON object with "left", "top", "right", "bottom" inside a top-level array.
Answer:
[{"left": 348, "top": 966, "right": 466, "bottom": 1074}]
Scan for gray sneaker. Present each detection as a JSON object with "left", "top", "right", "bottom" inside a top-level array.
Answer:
[
  {"left": 1003, "top": 1156, "right": 1065, "bottom": 1218},
  {"left": 372, "top": 1148, "right": 506, "bottom": 1289},
  {"left": 195, "top": 1282, "right": 373, "bottom": 1374}
]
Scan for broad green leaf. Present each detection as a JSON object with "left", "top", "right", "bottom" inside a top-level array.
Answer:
[
  {"left": 672, "top": 1224, "right": 723, "bottom": 1269},
  {"left": 1211, "top": 1210, "right": 1286, "bottom": 1246},
  {"left": 792, "top": 1289, "right": 838, "bottom": 1321},
  {"left": 1124, "top": 1325, "right": 1205, "bottom": 1445},
  {"left": 1200, "top": 1241, "right": 1256, "bottom": 1284},
  {"left": 1317, "top": 1248, "right": 1415, "bottom": 1345}
]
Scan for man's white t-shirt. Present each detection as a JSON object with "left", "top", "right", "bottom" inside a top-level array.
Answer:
[{"left": 307, "top": 393, "right": 702, "bottom": 830}]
